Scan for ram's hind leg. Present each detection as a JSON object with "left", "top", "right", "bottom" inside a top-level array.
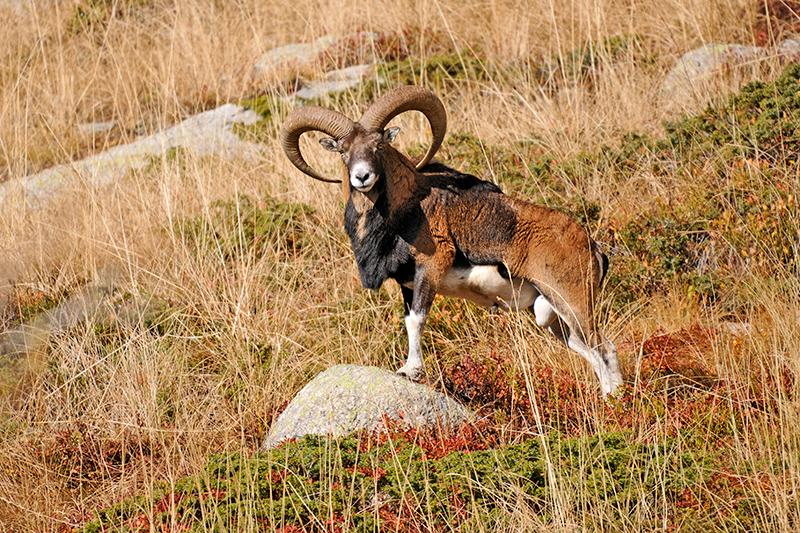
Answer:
[
  {"left": 533, "top": 295, "right": 569, "bottom": 344},
  {"left": 533, "top": 295, "right": 557, "bottom": 328},
  {"left": 534, "top": 291, "right": 622, "bottom": 396},
  {"left": 565, "top": 327, "right": 622, "bottom": 397}
]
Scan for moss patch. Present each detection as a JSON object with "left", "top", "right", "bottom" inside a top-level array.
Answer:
[
  {"left": 82, "top": 430, "right": 735, "bottom": 531},
  {"left": 66, "top": 0, "right": 158, "bottom": 35},
  {"left": 664, "top": 62, "right": 800, "bottom": 161},
  {"left": 175, "top": 195, "right": 315, "bottom": 264},
  {"left": 534, "top": 34, "right": 655, "bottom": 89},
  {"left": 374, "top": 52, "right": 487, "bottom": 91}
]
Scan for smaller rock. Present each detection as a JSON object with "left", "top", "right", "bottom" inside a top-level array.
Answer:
[
  {"left": 661, "top": 43, "right": 767, "bottom": 99},
  {"left": 77, "top": 121, "right": 116, "bottom": 136},
  {"left": 263, "top": 364, "right": 472, "bottom": 449},
  {"left": 293, "top": 64, "right": 376, "bottom": 100},
  {"left": 252, "top": 35, "right": 337, "bottom": 76},
  {"left": 777, "top": 38, "right": 800, "bottom": 60},
  {"left": 721, "top": 321, "right": 753, "bottom": 336},
  {"left": 0, "top": 285, "right": 116, "bottom": 358}
]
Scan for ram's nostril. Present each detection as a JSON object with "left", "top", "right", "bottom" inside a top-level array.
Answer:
[{"left": 356, "top": 172, "right": 370, "bottom": 183}]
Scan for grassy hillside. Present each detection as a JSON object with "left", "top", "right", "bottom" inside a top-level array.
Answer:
[{"left": 1, "top": 0, "right": 798, "bottom": 531}]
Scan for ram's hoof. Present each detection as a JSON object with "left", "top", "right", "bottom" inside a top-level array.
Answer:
[
  {"left": 396, "top": 365, "right": 423, "bottom": 382},
  {"left": 601, "top": 372, "right": 625, "bottom": 399}
]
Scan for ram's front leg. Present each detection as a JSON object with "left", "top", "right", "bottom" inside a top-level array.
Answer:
[{"left": 396, "top": 267, "right": 440, "bottom": 381}]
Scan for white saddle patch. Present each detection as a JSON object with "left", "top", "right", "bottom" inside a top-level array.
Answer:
[{"left": 438, "top": 265, "right": 537, "bottom": 310}]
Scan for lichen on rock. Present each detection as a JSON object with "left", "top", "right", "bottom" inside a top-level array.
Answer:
[{"left": 263, "top": 364, "right": 473, "bottom": 449}]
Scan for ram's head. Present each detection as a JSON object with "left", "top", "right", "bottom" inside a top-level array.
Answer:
[{"left": 281, "top": 86, "right": 447, "bottom": 193}]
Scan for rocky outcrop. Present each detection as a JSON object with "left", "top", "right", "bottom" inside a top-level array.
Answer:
[
  {"left": 0, "top": 104, "right": 262, "bottom": 206},
  {"left": 2, "top": 32, "right": 390, "bottom": 208},
  {"left": 263, "top": 364, "right": 472, "bottom": 449}
]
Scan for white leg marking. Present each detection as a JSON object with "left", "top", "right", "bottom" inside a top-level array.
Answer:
[
  {"left": 602, "top": 340, "right": 623, "bottom": 393},
  {"left": 533, "top": 296, "right": 557, "bottom": 327},
  {"left": 397, "top": 311, "right": 425, "bottom": 381},
  {"left": 567, "top": 333, "right": 616, "bottom": 395},
  {"left": 546, "top": 304, "right": 622, "bottom": 397}
]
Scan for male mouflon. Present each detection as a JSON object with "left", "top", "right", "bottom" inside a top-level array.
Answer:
[{"left": 281, "top": 86, "right": 622, "bottom": 395}]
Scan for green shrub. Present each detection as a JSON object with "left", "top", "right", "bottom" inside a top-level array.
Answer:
[
  {"left": 534, "top": 34, "right": 656, "bottom": 89},
  {"left": 67, "top": 0, "right": 156, "bottom": 35},
  {"left": 175, "top": 195, "right": 315, "bottom": 263},
  {"left": 665, "top": 63, "right": 800, "bottom": 161},
  {"left": 533, "top": 65, "right": 800, "bottom": 307},
  {"left": 605, "top": 213, "right": 720, "bottom": 307},
  {"left": 82, "top": 431, "right": 720, "bottom": 531}
]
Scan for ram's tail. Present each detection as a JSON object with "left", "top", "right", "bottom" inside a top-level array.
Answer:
[{"left": 593, "top": 243, "right": 609, "bottom": 286}]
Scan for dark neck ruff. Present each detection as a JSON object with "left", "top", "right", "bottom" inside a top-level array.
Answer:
[{"left": 344, "top": 193, "right": 413, "bottom": 290}]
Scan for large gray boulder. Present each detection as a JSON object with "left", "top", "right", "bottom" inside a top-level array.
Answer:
[{"left": 263, "top": 364, "right": 472, "bottom": 449}]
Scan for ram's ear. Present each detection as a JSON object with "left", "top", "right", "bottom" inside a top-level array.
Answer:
[
  {"left": 382, "top": 127, "right": 401, "bottom": 143},
  {"left": 319, "top": 137, "right": 341, "bottom": 152}
]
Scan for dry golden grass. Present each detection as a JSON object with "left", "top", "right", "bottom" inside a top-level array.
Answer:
[{"left": 0, "top": 0, "right": 799, "bottom": 531}]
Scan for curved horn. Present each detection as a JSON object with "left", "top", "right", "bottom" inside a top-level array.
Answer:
[
  {"left": 281, "top": 106, "right": 354, "bottom": 183},
  {"left": 359, "top": 86, "right": 447, "bottom": 169}
]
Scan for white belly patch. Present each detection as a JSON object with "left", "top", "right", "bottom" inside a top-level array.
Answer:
[{"left": 438, "top": 265, "right": 538, "bottom": 310}]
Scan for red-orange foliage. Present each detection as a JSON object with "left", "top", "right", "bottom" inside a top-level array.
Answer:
[
  {"left": 377, "top": 497, "right": 432, "bottom": 533},
  {"left": 438, "top": 325, "right": 766, "bottom": 440},
  {"left": 37, "top": 423, "right": 157, "bottom": 487},
  {"left": 640, "top": 324, "right": 716, "bottom": 385},
  {"left": 350, "top": 465, "right": 387, "bottom": 480},
  {"left": 356, "top": 415, "right": 500, "bottom": 459},
  {"left": 275, "top": 526, "right": 305, "bottom": 533},
  {"left": 125, "top": 492, "right": 188, "bottom": 533},
  {"left": 442, "top": 350, "right": 595, "bottom": 435}
]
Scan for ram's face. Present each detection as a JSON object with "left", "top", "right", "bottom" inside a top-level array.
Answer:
[{"left": 320, "top": 126, "right": 400, "bottom": 193}]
